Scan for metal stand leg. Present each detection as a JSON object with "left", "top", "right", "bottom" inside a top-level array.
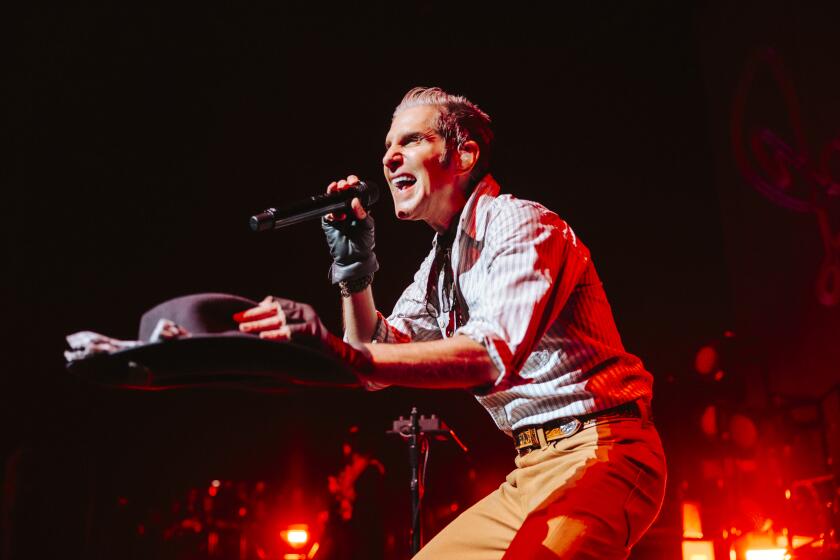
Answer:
[{"left": 409, "top": 407, "right": 421, "bottom": 556}]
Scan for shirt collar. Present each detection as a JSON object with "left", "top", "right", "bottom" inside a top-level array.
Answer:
[
  {"left": 432, "top": 174, "right": 500, "bottom": 250},
  {"left": 458, "top": 174, "right": 500, "bottom": 242}
]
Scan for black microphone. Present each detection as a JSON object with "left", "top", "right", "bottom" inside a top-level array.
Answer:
[{"left": 249, "top": 180, "right": 380, "bottom": 232}]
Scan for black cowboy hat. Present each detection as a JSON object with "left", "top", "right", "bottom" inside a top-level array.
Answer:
[{"left": 66, "top": 293, "right": 359, "bottom": 391}]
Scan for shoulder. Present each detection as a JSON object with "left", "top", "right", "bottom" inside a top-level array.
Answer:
[
  {"left": 485, "top": 195, "right": 582, "bottom": 249},
  {"left": 490, "top": 194, "right": 558, "bottom": 222}
]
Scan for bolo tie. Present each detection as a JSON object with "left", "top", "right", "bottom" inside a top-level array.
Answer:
[{"left": 425, "top": 222, "right": 465, "bottom": 337}]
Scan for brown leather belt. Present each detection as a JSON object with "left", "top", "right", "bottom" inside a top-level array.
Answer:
[{"left": 513, "top": 401, "right": 646, "bottom": 455}]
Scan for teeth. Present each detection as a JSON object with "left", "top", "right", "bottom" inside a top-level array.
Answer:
[{"left": 392, "top": 175, "right": 416, "bottom": 188}]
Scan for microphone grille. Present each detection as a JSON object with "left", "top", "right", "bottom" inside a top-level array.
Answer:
[{"left": 358, "top": 180, "right": 380, "bottom": 207}]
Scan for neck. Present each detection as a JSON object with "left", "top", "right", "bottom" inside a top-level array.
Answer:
[
  {"left": 434, "top": 218, "right": 459, "bottom": 251},
  {"left": 427, "top": 180, "right": 470, "bottom": 234}
]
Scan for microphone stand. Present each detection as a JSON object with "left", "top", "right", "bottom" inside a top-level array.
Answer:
[
  {"left": 388, "top": 407, "right": 468, "bottom": 557},
  {"left": 408, "top": 408, "right": 421, "bottom": 555}
]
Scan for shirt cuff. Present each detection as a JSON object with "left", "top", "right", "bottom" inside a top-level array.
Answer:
[
  {"left": 371, "top": 311, "right": 389, "bottom": 343},
  {"left": 455, "top": 324, "right": 512, "bottom": 395}
]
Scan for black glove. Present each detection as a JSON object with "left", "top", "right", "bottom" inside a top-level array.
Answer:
[
  {"left": 273, "top": 298, "right": 374, "bottom": 380},
  {"left": 234, "top": 296, "right": 378, "bottom": 389},
  {"left": 322, "top": 214, "right": 379, "bottom": 284}
]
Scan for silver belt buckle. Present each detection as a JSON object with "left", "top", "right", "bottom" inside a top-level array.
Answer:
[
  {"left": 558, "top": 418, "right": 582, "bottom": 437},
  {"left": 544, "top": 418, "right": 582, "bottom": 442}
]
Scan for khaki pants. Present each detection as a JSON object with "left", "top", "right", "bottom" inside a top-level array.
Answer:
[{"left": 413, "top": 416, "right": 667, "bottom": 559}]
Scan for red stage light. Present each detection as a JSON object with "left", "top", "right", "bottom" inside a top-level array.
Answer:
[
  {"left": 280, "top": 524, "right": 310, "bottom": 549},
  {"left": 682, "top": 501, "right": 704, "bottom": 539},
  {"left": 732, "top": 531, "right": 792, "bottom": 560},
  {"left": 682, "top": 539, "right": 715, "bottom": 560},
  {"left": 682, "top": 500, "right": 716, "bottom": 559},
  {"left": 744, "top": 550, "right": 788, "bottom": 560},
  {"left": 694, "top": 345, "right": 719, "bottom": 375}
]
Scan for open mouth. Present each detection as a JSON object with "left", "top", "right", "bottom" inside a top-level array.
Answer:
[{"left": 391, "top": 174, "right": 417, "bottom": 191}]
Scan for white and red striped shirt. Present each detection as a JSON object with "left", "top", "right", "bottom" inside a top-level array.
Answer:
[{"left": 372, "top": 175, "right": 653, "bottom": 435}]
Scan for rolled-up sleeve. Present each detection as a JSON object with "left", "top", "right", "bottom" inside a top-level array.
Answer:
[{"left": 456, "top": 201, "right": 590, "bottom": 393}]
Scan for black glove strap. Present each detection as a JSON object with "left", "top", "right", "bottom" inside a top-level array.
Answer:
[{"left": 339, "top": 273, "right": 374, "bottom": 298}]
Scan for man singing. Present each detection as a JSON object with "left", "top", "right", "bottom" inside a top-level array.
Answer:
[{"left": 235, "top": 87, "right": 666, "bottom": 558}]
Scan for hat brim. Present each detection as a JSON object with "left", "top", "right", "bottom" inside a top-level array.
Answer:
[{"left": 66, "top": 333, "right": 360, "bottom": 391}]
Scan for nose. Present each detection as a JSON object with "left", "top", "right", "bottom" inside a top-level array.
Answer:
[{"left": 382, "top": 146, "right": 403, "bottom": 173}]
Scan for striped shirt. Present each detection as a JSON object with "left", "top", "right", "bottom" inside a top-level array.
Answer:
[{"left": 372, "top": 175, "right": 653, "bottom": 435}]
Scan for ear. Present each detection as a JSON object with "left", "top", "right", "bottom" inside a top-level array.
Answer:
[{"left": 456, "top": 140, "right": 480, "bottom": 174}]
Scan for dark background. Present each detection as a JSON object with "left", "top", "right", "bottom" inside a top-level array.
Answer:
[{"left": 5, "top": 2, "right": 839, "bottom": 558}]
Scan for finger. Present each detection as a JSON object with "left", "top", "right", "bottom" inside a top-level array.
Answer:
[
  {"left": 233, "top": 304, "right": 277, "bottom": 323},
  {"left": 350, "top": 197, "right": 367, "bottom": 220},
  {"left": 326, "top": 181, "right": 339, "bottom": 194},
  {"left": 237, "top": 304, "right": 286, "bottom": 328},
  {"left": 239, "top": 313, "right": 286, "bottom": 333},
  {"left": 249, "top": 298, "right": 299, "bottom": 318},
  {"left": 233, "top": 300, "right": 283, "bottom": 322},
  {"left": 346, "top": 174, "right": 360, "bottom": 186},
  {"left": 259, "top": 326, "right": 291, "bottom": 341}
]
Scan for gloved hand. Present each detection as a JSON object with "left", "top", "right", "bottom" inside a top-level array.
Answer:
[
  {"left": 233, "top": 295, "right": 374, "bottom": 384},
  {"left": 321, "top": 175, "right": 379, "bottom": 284}
]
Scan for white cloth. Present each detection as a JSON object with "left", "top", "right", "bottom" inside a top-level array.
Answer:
[{"left": 64, "top": 319, "right": 190, "bottom": 362}]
